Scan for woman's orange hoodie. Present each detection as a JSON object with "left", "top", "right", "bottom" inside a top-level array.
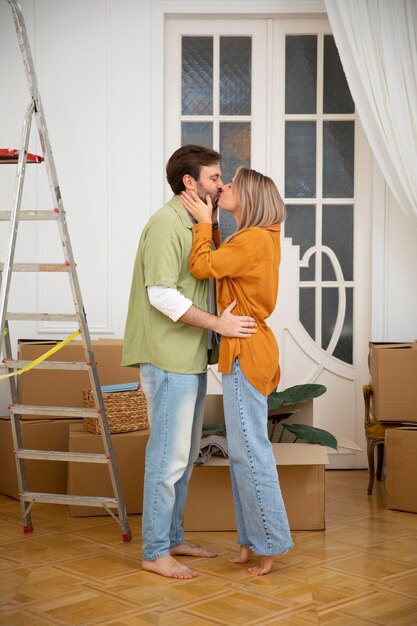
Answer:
[{"left": 189, "top": 222, "right": 282, "bottom": 396}]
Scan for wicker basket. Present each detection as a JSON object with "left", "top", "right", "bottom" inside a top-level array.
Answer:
[{"left": 83, "top": 388, "right": 148, "bottom": 434}]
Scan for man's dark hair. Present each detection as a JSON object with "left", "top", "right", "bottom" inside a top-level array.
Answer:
[{"left": 166, "top": 144, "right": 221, "bottom": 195}]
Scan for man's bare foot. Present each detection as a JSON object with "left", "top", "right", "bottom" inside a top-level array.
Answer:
[
  {"left": 228, "top": 545, "right": 254, "bottom": 564},
  {"left": 142, "top": 554, "right": 197, "bottom": 579},
  {"left": 170, "top": 541, "right": 217, "bottom": 558},
  {"left": 248, "top": 555, "right": 274, "bottom": 576}
]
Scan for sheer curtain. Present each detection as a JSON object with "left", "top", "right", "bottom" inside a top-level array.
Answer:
[{"left": 324, "top": 0, "right": 417, "bottom": 227}]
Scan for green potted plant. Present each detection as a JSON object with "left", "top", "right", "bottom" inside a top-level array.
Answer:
[{"left": 268, "top": 384, "right": 338, "bottom": 449}]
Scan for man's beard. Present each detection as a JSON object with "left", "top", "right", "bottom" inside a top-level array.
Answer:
[{"left": 196, "top": 182, "right": 219, "bottom": 209}]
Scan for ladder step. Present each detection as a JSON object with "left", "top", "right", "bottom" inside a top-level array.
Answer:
[
  {"left": 15, "top": 449, "right": 110, "bottom": 463},
  {"left": 6, "top": 313, "right": 78, "bottom": 322},
  {"left": 20, "top": 492, "right": 118, "bottom": 508},
  {"left": 0, "top": 263, "right": 70, "bottom": 272},
  {"left": 3, "top": 359, "right": 90, "bottom": 371},
  {"left": 0, "top": 210, "right": 59, "bottom": 221},
  {"left": 10, "top": 405, "right": 100, "bottom": 418}
]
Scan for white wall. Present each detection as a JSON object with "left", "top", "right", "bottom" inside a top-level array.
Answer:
[
  {"left": 1, "top": 0, "right": 417, "bottom": 415},
  {"left": 385, "top": 191, "right": 417, "bottom": 341}
]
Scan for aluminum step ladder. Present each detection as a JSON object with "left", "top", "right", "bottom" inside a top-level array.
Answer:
[{"left": 0, "top": 0, "right": 131, "bottom": 541}]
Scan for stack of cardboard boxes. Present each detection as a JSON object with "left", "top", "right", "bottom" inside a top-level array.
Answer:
[{"left": 368, "top": 342, "right": 417, "bottom": 514}]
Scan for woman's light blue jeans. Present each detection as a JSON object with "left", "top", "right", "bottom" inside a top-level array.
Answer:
[
  {"left": 222, "top": 359, "right": 293, "bottom": 556},
  {"left": 139, "top": 363, "right": 207, "bottom": 561}
]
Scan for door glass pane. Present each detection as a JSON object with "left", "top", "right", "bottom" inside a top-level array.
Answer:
[
  {"left": 219, "top": 122, "right": 251, "bottom": 184},
  {"left": 285, "top": 35, "right": 317, "bottom": 114},
  {"left": 300, "top": 288, "right": 315, "bottom": 340},
  {"left": 219, "top": 122, "right": 251, "bottom": 240},
  {"left": 322, "top": 204, "right": 353, "bottom": 281},
  {"left": 181, "top": 122, "right": 213, "bottom": 149},
  {"left": 335, "top": 287, "right": 353, "bottom": 363},
  {"left": 322, "top": 287, "right": 353, "bottom": 363},
  {"left": 285, "top": 205, "right": 316, "bottom": 280},
  {"left": 323, "top": 35, "right": 354, "bottom": 114},
  {"left": 182, "top": 37, "right": 213, "bottom": 115},
  {"left": 220, "top": 37, "right": 251, "bottom": 115},
  {"left": 323, "top": 121, "right": 354, "bottom": 198},
  {"left": 285, "top": 121, "right": 316, "bottom": 198},
  {"left": 321, "top": 287, "right": 338, "bottom": 351}
]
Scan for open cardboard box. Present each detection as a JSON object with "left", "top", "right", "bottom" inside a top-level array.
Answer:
[
  {"left": 184, "top": 442, "right": 327, "bottom": 531},
  {"left": 184, "top": 436, "right": 361, "bottom": 532}
]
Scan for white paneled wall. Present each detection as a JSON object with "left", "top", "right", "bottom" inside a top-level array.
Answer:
[{"left": 385, "top": 191, "right": 417, "bottom": 341}]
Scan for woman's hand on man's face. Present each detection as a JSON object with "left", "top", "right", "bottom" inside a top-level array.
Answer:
[{"left": 180, "top": 190, "right": 213, "bottom": 224}]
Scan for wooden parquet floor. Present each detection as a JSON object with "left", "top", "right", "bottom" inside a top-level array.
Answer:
[{"left": 0, "top": 470, "right": 416, "bottom": 625}]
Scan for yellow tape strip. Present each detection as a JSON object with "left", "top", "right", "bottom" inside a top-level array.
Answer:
[{"left": 0, "top": 328, "right": 81, "bottom": 381}]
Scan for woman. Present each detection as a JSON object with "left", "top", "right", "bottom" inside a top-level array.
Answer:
[{"left": 181, "top": 167, "right": 293, "bottom": 577}]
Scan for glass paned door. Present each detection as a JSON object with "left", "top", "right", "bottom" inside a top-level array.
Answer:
[
  {"left": 283, "top": 34, "right": 356, "bottom": 365},
  {"left": 166, "top": 20, "right": 267, "bottom": 240}
]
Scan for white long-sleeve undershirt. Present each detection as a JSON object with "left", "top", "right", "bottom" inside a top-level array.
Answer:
[{"left": 147, "top": 285, "right": 193, "bottom": 322}]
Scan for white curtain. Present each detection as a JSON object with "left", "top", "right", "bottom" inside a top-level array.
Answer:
[{"left": 324, "top": 0, "right": 417, "bottom": 228}]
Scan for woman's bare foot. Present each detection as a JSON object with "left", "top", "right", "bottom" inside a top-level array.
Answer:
[
  {"left": 170, "top": 541, "right": 217, "bottom": 558},
  {"left": 228, "top": 545, "right": 254, "bottom": 564},
  {"left": 248, "top": 555, "right": 274, "bottom": 576},
  {"left": 142, "top": 554, "right": 197, "bottom": 579}
]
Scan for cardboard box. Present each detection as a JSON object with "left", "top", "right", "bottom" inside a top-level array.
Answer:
[
  {"left": 184, "top": 442, "right": 328, "bottom": 531},
  {"left": 17, "top": 339, "right": 139, "bottom": 418},
  {"left": 386, "top": 427, "right": 417, "bottom": 514},
  {"left": 369, "top": 342, "right": 417, "bottom": 422},
  {"left": 0, "top": 417, "right": 78, "bottom": 498},
  {"left": 67, "top": 424, "right": 149, "bottom": 517}
]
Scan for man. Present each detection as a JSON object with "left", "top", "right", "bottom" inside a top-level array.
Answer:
[{"left": 122, "top": 145, "right": 256, "bottom": 579}]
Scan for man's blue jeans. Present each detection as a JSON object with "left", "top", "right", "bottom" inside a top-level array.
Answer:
[
  {"left": 222, "top": 359, "right": 293, "bottom": 556},
  {"left": 139, "top": 363, "right": 207, "bottom": 561}
]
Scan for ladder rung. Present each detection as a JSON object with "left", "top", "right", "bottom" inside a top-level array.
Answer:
[
  {"left": 0, "top": 263, "right": 70, "bottom": 272},
  {"left": 10, "top": 405, "right": 100, "bottom": 418},
  {"left": 20, "top": 492, "right": 118, "bottom": 508},
  {"left": 0, "top": 210, "right": 59, "bottom": 221},
  {"left": 15, "top": 449, "right": 110, "bottom": 463},
  {"left": 3, "top": 359, "right": 90, "bottom": 371},
  {"left": 6, "top": 313, "right": 78, "bottom": 322}
]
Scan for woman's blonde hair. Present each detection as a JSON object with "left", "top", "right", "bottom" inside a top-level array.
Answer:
[{"left": 232, "top": 167, "right": 286, "bottom": 233}]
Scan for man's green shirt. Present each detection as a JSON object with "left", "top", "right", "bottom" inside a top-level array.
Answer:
[{"left": 122, "top": 196, "right": 209, "bottom": 373}]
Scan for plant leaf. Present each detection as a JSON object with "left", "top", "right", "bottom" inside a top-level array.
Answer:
[
  {"left": 282, "top": 423, "right": 338, "bottom": 449},
  {"left": 275, "top": 384, "right": 327, "bottom": 406},
  {"left": 267, "top": 390, "right": 285, "bottom": 411}
]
